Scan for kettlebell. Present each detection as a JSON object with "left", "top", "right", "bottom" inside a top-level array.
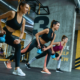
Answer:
[
  {"left": 51, "top": 54, "right": 55, "bottom": 59},
  {"left": 0, "top": 34, "right": 6, "bottom": 43},
  {"left": 37, "top": 48, "right": 42, "bottom": 54}
]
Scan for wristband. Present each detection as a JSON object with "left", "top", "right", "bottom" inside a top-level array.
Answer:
[{"left": 19, "top": 38, "right": 22, "bottom": 40}]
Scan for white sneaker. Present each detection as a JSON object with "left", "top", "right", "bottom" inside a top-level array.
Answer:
[{"left": 12, "top": 68, "right": 26, "bottom": 76}]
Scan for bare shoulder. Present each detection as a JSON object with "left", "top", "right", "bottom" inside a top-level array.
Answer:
[
  {"left": 44, "top": 28, "right": 49, "bottom": 34},
  {"left": 22, "top": 18, "right": 26, "bottom": 24},
  {"left": 9, "top": 10, "right": 15, "bottom": 15},
  {"left": 23, "top": 18, "right": 26, "bottom": 22},
  {"left": 55, "top": 42, "right": 60, "bottom": 46},
  {"left": 6, "top": 11, "right": 15, "bottom": 18},
  {"left": 7, "top": 10, "right": 14, "bottom": 13},
  {"left": 58, "top": 42, "right": 61, "bottom": 45},
  {"left": 54, "top": 34, "right": 56, "bottom": 36},
  {"left": 0, "top": 10, "right": 15, "bottom": 19}
]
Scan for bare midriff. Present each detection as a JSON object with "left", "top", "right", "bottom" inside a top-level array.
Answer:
[
  {"left": 5, "top": 25, "right": 15, "bottom": 32},
  {"left": 39, "top": 37, "right": 47, "bottom": 45}
]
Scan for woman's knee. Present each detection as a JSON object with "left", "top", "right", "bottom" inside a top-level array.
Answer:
[
  {"left": 15, "top": 44, "right": 21, "bottom": 49},
  {"left": 47, "top": 49, "right": 52, "bottom": 55}
]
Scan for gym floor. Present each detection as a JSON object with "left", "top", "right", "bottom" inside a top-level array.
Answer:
[{"left": 0, "top": 62, "right": 80, "bottom": 80}]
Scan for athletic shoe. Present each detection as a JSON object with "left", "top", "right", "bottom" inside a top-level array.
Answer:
[
  {"left": 25, "top": 63, "right": 31, "bottom": 69},
  {"left": 41, "top": 68, "right": 51, "bottom": 74},
  {"left": 56, "top": 68, "right": 63, "bottom": 73},
  {"left": 4, "top": 61, "right": 12, "bottom": 69},
  {"left": 12, "top": 68, "right": 26, "bottom": 76}
]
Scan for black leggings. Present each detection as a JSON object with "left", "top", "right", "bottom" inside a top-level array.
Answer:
[
  {"left": 23, "top": 39, "right": 52, "bottom": 65},
  {"left": 3, "top": 27, "right": 21, "bottom": 67},
  {"left": 46, "top": 52, "right": 62, "bottom": 66},
  {"left": 7, "top": 38, "right": 52, "bottom": 66}
]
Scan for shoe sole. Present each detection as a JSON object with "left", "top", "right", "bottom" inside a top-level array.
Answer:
[
  {"left": 12, "top": 72, "right": 26, "bottom": 76},
  {"left": 56, "top": 71, "right": 63, "bottom": 73},
  {"left": 4, "top": 61, "right": 7, "bottom": 68},
  {"left": 4, "top": 61, "right": 12, "bottom": 69},
  {"left": 41, "top": 71, "right": 51, "bottom": 74},
  {"left": 25, "top": 64, "right": 31, "bottom": 69}
]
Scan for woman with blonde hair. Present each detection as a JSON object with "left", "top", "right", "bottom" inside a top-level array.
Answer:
[{"left": 0, "top": 1, "right": 29, "bottom": 76}]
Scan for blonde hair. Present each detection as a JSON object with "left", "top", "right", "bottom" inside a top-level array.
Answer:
[{"left": 17, "top": 1, "right": 29, "bottom": 11}]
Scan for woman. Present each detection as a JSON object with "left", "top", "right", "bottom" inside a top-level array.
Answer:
[
  {"left": 0, "top": 1, "right": 29, "bottom": 76},
  {"left": 41, "top": 35, "right": 68, "bottom": 74},
  {"left": 5, "top": 20, "right": 60, "bottom": 72},
  {"left": 0, "top": 47, "right": 4, "bottom": 55},
  {"left": 21, "top": 20, "right": 60, "bottom": 70}
]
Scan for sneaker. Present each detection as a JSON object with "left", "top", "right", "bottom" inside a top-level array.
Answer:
[
  {"left": 4, "top": 61, "right": 12, "bottom": 69},
  {"left": 25, "top": 63, "right": 31, "bottom": 69},
  {"left": 56, "top": 68, "right": 63, "bottom": 73},
  {"left": 41, "top": 68, "right": 51, "bottom": 74},
  {"left": 12, "top": 68, "right": 26, "bottom": 76}
]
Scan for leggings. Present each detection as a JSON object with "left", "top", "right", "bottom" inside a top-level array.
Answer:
[
  {"left": 22, "top": 39, "right": 52, "bottom": 65},
  {"left": 3, "top": 27, "right": 21, "bottom": 67},
  {"left": 8, "top": 38, "right": 52, "bottom": 66},
  {"left": 46, "top": 52, "right": 62, "bottom": 66}
]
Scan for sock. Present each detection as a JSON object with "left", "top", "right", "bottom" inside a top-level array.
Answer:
[
  {"left": 43, "top": 67, "right": 47, "bottom": 70},
  {"left": 28, "top": 57, "right": 36, "bottom": 64},
  {"left": 57, "top": 58, "right": 61, "bottom": 69}
]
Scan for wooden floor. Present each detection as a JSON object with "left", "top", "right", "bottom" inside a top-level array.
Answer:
[{"left": 0, "top": 62, "right": 80, "bottom": 80}]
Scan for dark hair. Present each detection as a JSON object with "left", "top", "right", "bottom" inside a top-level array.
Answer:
[
  {"left": 61, "top": 35, "right": 68, "bottom": 41},
  {"left": 17, "top": 1, "right": 28, "bottom": 11},
  {"left": 50, "top": 20, "right": 60, "bottom": 28}
]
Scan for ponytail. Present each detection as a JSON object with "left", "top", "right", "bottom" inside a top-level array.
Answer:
[
  {"left": 50, "top": 20, "right": 60, "bottom": 28},
  {"left": 17, "top": 1, "right": 29, "bottom": 11}
]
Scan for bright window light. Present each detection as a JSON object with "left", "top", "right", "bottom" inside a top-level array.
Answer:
[{"left": 0, "top": 0, "right": 34, "bottom": 25}]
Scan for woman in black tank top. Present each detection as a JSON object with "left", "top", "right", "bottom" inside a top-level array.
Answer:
[
  {"left": 6, "top": 19, "right": 60, "bottom": 74},
  {"left": 0, "top": 1, "right": 29, "bottom": 76},
  {"left": 22, "top": 20, "right": 60, "bottom": 73}
]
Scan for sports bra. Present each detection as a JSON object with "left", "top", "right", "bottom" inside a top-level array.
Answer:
[
  {"left": 6, "top": 12, "right": 23, "bottom": 30},
  {"left": 41, "top": 28, "right": 54, "bottom": 42},
  {"left": 52, "top": 42, "right": 63, "bottom": 52}
]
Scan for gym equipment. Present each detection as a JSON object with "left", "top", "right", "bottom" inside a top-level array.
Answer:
[
  {"left": 51, "top": 54, "right": 55, "bottom": 59},
  {"left": 0, "top": 33, "right": 6, "bottom": 43},
  {"left": 37, "top": 48, "right": 42, "bottom": 54}
]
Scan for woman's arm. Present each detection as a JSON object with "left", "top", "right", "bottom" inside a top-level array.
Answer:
[
  {"left": 58, "top": 49, "right": 63, "bottom": 58},
  {"left": 0, "top": 11, "right": 13, "bottom": 30},
  {"left": 50, "top": 34, "right": 56, "bottom": 53},
  {"left": 43, "top": 34, "right": 56, "bottom": 51},
  {"left": 14, "top": 18, "right": 25, "bottom": 44},
  {"left": 19, "top": 18, "right": 25, "bottom": 40},
  {"left": 35, "top": 28, "right": 49, "bottom": 48},
  {"left": 57, "top": 46, "right": 65, "bottom": 60},
  {"left": 59, "top": 45, "right": 65, "bottom": 57},
  {"left": 50, "top": 42, "right": 61, "bottom": 54}
]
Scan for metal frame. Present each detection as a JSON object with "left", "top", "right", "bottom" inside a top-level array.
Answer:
[{"left": 26, "top": 0, "right": 50, "bottom": 15}]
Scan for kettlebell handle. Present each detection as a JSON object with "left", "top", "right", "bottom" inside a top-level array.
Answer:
[{"left": 0, "top": 33, "right": 4, "bottom": 36}]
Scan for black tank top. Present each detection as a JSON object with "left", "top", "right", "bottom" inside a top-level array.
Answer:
[
  {"left": 41, "top": 28, "right": 54, "bottom": 42},
  {"left": 6, "top": 12, "right": 23, "bottom": 30}
]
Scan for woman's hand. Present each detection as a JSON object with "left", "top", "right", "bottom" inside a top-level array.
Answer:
[
  {"left": 38, "top": 44, "right": 41, "bottom": 49},
  {"left": 0, "top": 29, "right": 6, "bottom": 34},
  {"left": 56, "top": 56, "right": 60, "bottom": 61},
  {"left": 42, "top": 47, "right": 47, "bottom": 51},
  {"left": 52, "top": 51, "right": 55, "bottom": 54},
  {"left": 13, "top": 39, "right": 21, "bottom": 44}
]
